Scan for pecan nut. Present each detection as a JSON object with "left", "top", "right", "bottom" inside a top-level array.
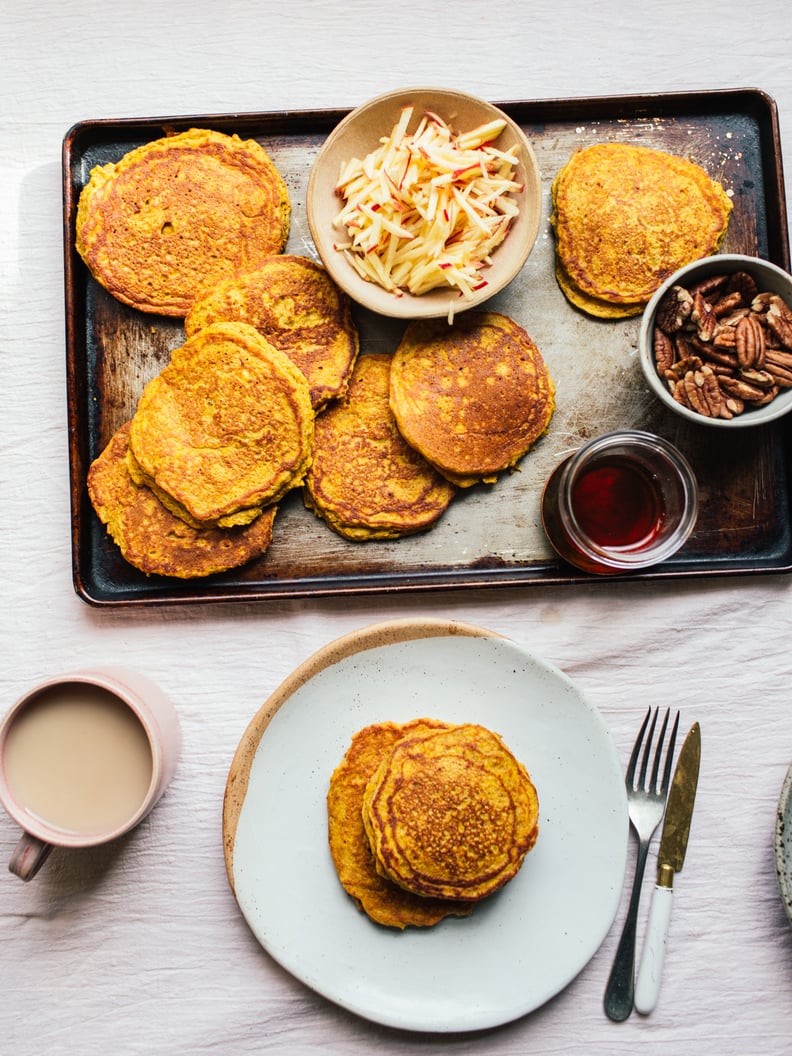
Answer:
[
  {"left": 766, "top": 295, "right": 792, "bottom": 349},
  {"left": 735, "top": 314, "right": 766, "bottom": 369},
  {"left": 691, "top": 291, "right": 717, "bottom": 341},
  {"left": 655, "top": 285, "right": 694, "bottom": 333},
  {"left": 726, "top": 270, "right": 759, "bottom": 303},
  {"left": 653, "top": 329, "right": 676, "bottom": 372}
]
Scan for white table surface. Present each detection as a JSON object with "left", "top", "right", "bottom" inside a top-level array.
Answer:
[{"left": 2, "top": 1, "right": 792, "bottom": 1053}]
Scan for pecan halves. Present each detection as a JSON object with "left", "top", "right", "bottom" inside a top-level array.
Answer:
[
  {"left": 688, "top": 273, "right": 729, "bottom": 299},
  {"left": 691, "top": 292, "right": 717, "bottom": 341},
  {"left": 717, "top": 375, "right": 771, "bottom": 402},
  {"left": 651, "top": 270, "right": 792, "bottom": 420},
  {"left": 735, "top": 314, "right": 766, "bottom": 369},
  {"left": 726, "top": 270, "right": 759, "bottom": 303},
  {"left": 655, "top": 285, "right": 694, "bottom": 333},
  {"left": 711, "top": 290, "right": 743, "bottom": 318},
  {"left": 765, "top": 350, "right": 792, "bottom": 387},
  {"left": 766, "top": 295, "right": 792, "bottom": 349},
  {"left": 653, "top": 328, "right": 676, "bottom": 373}
]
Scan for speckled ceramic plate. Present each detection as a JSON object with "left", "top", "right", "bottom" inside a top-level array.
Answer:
[
  {"left": 775, "top": 762, "right": 792, "bottom": 925},
  {"left": 222, "top": 617, "right": 628, "bottom": 1033}
]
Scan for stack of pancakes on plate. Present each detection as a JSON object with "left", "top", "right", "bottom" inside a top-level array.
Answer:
[
  {"left": 550, "top": 142, "right": 733, "bottom": 318},
  {"left": 328, "top": 719, "right": 539, "bottom": 928}
]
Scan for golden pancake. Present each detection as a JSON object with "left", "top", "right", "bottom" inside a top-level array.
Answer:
[
  {"left": 184, "top": 255, "right": 359, "bottom": 409},
  {"left": 75, "top": 128, "right": 290, "bottom": 317},
  {"left": 124, "top": 447, "right": 263, "bottom": 530},
  {"left": 554, "top": 257, "right": 644, "bottom": 319},
  {"left": 362, "top": 723, "right": 539, "bottom": 902},
  {"left": 327, "top": 719, "right": 472, "bottom": 929},
  {"left": 304, "top": 353, "right": 455, "bottom": 540},
  {"left": 87, "top": 422, "right": 277, "bottom": 578},
  {"left": 389, "top": 311, "right": 555, "bottom": 487},
  {"left": 551, "top": 143, "right": 732, "bottom": 314},
  {"left": 129, "top": 321, "right": 314, "bottom": 525}
]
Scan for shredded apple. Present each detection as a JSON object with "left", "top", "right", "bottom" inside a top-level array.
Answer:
[{"left": 332, "top": 106, "right": 523, "bottom": 310}]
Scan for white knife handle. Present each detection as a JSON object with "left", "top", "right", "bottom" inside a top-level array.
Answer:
[{"left": 634, "top": 884, "right": 674, "bottom": 1014}]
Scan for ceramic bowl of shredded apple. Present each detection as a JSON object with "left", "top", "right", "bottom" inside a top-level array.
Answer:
[{"left": 306, "top": 87, "right": 542, "bottom": 321}]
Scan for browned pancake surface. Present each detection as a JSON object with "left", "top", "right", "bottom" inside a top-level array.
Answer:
[
  {"left": 75, "top": 128, "right": 290, "bottom": 317},
  {"left": 389, "top": 311, "right": 555, "bottom": 486},
  {"left": 362, "top": 723, "right": 539, "bottom": 902},
  {"left": 327, "top": 719, "right": 472, "bottom": 929},
  {"left": 304, "top": 353, "right": 455, "bottom": 540},
  {"left": 87, "top": 423, "right": 277, "bottom": 578},
  {"left": 129, "top": 321, "right": 314, "bottom": 525},
  {"left": 550, "top": 143, "right": 732, "bottom": 315},
  {"left": 185, "top": 255, "right": 359, "bottom": 409}
]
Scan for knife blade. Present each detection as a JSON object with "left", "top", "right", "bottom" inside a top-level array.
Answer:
[{"left": 634, "top": 721, "right": 701, "bottom": 1014}]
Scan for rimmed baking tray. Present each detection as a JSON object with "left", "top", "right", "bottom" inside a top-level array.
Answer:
[{"left": 62, "top": 88, "right": 791, "bottom": 606}]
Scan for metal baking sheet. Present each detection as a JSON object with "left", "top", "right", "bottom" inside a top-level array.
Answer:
[{"left": 62, "top": 88, "right": 792, "bottom": 606}]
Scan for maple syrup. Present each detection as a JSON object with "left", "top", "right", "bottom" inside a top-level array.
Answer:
[
  {"left": 541, "top": 431, "right": 698, "bottom": 575},
  {"left": 570, "top": 458, "right": 663, "bottom": 550}
]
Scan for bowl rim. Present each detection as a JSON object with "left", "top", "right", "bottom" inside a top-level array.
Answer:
[
  {"left": 775, "top": 760, "right": 792, "bottom": 927},
  {"left": 638, "top": 253, "right": 792, "bottom": 428},
  {"left": 306, "top": 86, "right": 542, "bottom": 320}
]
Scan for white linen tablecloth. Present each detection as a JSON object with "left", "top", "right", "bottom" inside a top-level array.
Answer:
[{"left": 2, "top": 2, "right": 791, "bottom": 1053}]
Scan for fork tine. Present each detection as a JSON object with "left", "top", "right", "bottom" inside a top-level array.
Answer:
[
  {"left": 649, "top": 709, "right": 670, "bottom": 792},
  {"left": 659, "top": 711, "right": 681, "bottom": 793},
  {"left": 625, "top": 707, "right": 652, "bottom": 787},
  {"left": 636, "top": 708, "right": 659, "bottom": 791}
]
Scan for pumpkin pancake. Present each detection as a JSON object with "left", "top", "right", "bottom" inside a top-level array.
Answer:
[
  {"left": 184, "top": 255, "right": 359, "bottom": 409},
  {"left": 304, "top": 352, "right": 455, "bottom": 540},
  {"left": 362, "top": 723, "right": 539, "bottom": 902},
  {"left": 327, "top": 719, "right": 472, "bottom": 929},
  {"left": 550, "top": 143, "right": 732, "bottom": 316},
  {"left": 124, "top": 447, "right": 263, "bottom": 530},
  {"left": 75, "top": 128, "right": 290, "bottom": 317},
  {"left": 129, "top": 321, "right": 314, "bottom": 525},
  {"left": 554, "top": 257, "right": 644, "bottom": 319},
  {"left": 87, "top": 422, "right": 277, "bottom": 578},
  {"left": 389, "top": 311, "right": 555, "bottom": 487}
]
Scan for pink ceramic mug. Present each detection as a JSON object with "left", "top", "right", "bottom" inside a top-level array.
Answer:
[{"left": 0, "top": 666, "right": 180, "bottom": 881}]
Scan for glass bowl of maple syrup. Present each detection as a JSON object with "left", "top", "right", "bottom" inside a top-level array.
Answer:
[{"left": 541, "top": 431, "right": 698, "bottom": 575}]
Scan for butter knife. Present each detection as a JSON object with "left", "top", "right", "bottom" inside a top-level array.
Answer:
[{"left": 634, "top": 721, "right": 701, "bottom": 1014}]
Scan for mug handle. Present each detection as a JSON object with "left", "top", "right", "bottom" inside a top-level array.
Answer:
[{"left": 9, "top": 833, "right": 54, "bottom": 881}]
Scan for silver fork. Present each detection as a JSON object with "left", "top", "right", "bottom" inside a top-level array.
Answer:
[{"left": 603, "top": 706, "right": 679, "bottom": 1022}]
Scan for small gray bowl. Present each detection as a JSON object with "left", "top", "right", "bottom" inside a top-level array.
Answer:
[
  {"left": 776, "top": 762, "right": 792, "bottom": 927},
  {"left": 638, "top": 254, "right": 792, "bottom": 428}
]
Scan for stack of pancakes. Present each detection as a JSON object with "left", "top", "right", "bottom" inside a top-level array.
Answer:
[
  {"left": 550, "top": 142, "right": 733, "bottom": 318},
  {"left": 88, "top": 321, "right": 313, "bottom": 578},
  {"left": 88, "top": 423, "right": 278, "bottom": 579},
  {"left": 328, "top": 719, "right": 539, "bottom": 928},
  {"left": 185, "top": 255, "right": 359, "bottom": 411}
]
